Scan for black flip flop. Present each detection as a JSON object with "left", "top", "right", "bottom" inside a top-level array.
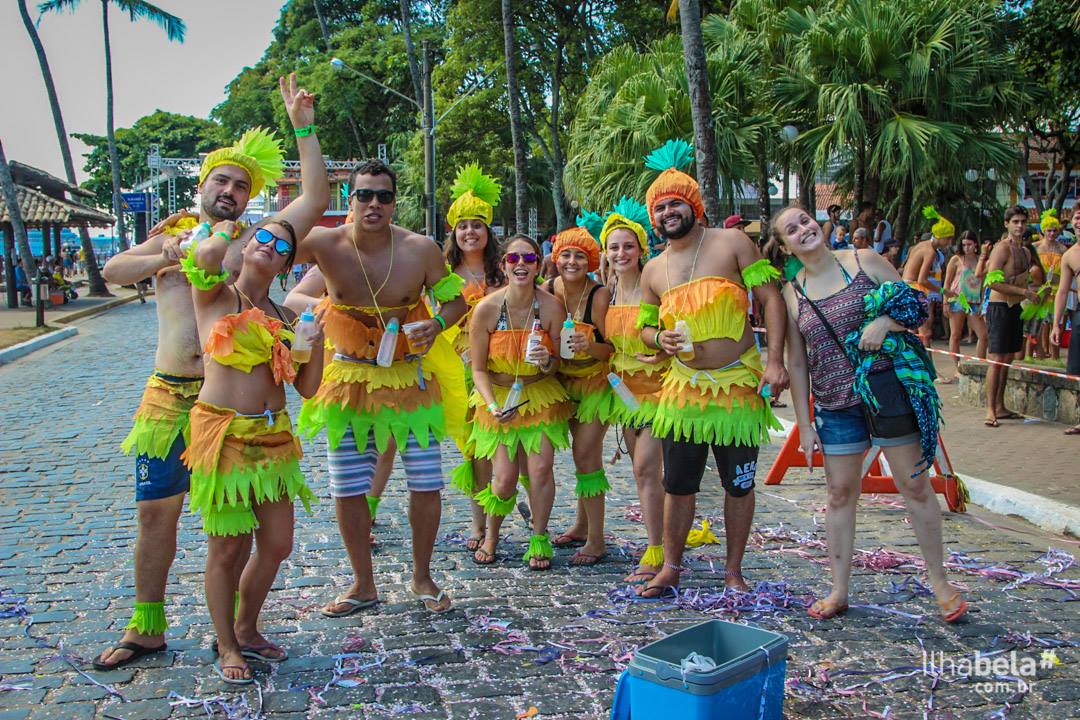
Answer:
[{"left": 92, "top": 641, "right": 167, "bottom": 671}]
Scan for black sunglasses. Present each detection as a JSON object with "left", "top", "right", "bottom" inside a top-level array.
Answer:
[
  {"left": 353, "top": 188, "right": 396, "bottom": 204},
  {"left": 505, "top": 252, "right": 539, "bottom": 265},
  {"left": 254, "top": 228, "right": 293, "bottom": 256}
]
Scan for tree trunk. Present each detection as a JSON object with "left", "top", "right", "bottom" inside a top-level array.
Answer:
[
  {"left": 854, "top": 143, "right": 865, "bottom": 209},
  {"left": 502, "top": 0, "right": 528, "bottom": 234},
  {"left": 18, "top": 0, "right": 108, "bottom": 295},
  {"left": 679, "top": 0, "right": 721, "bottom": 225},
  {"left": 399, "top": 0, "right": 423, "bottom": 105},
  {"left": 101, "top": 1, "right": 128, "bottom": 251},
  {"left": 548, "top": 38, "right": 570, "bottom": 231},
  {"left": 894, "top": 175, "right": 914, "bottom": 251},
  {"left": 1054, "top": 165, "right": 1075, "bottom": 215},
  {"left": 312, "top": 0, "right": 365, "bottom": 154},
  {"left": 755, "top": 144, "right": 771, "bottom": 228},
  {"left": 0, "top": 141, "right": 37, "bottom": 281}
]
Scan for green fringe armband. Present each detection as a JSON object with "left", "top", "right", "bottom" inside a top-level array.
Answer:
[
  {"left": 574, "top": 469, "right": 610, "bottom": 498},
  {"left": 450, "top": 461, "right": 477, "bottom": 497},
  {"left": 636, "top": 303, "right": 660, "bottom": 329},
  {"left": 126, "top": 601, "right": 167, "bottom": 635},
  {"left": 523, "top": 533, "right": 553, "bottom": 562},
  {"left": 983, "top": 270, "right": 1005, "bottom": 288},
  {"left": 641, "top": 544, "right": 664, "bottom": 567},
  {"left": 367, "top": 495, "right": 381, "bottom": 519},
  {"left": 179, "top": 248, "right": 228, "bottom": 290},
  {"left": 955, "top": 293, "right": 972, "bottom": 314},
  {"left": 518, "top": 474, "right": 530, "bottom": 491},
  {"left": 432, "top": 271, "right": 466, "bottom": 303},
  {"left": 474, "top": 486, "right": 517, "bottom": 516},
  {"left": 741, "top": 258, "right": 781, "bottom": 289}
]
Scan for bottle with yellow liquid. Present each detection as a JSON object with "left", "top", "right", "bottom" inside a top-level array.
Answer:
[
  {"left": 674, "top": 319, "right": 695, "bottom": 361},
  {"left": 290, "top": 305, "right": 316, "bottom": 364}
]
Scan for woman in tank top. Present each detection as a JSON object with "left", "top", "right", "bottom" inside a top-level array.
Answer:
[{"left": 774, "top": 205, "right": 968, "bottom": 625}]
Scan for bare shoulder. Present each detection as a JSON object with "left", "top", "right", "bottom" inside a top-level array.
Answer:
[
  {"left": 306, "top": 223, "right": 340, "bottom": 246},
  {"left": 1064, "top": 244, "right": 1080, "bottom": 270},
  {"left": 537, "top": 286, "right": 564, "bottom": 313},
  {"left": 708, "top": 228, "right": 755, "bottom": 255},
  {"left": 474, "top": 288, "right": 503, "bottom": 316}
]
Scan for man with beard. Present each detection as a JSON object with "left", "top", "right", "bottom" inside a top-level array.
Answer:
[
  {"left": 94, "top": 127, "right": 285, "bottom": 669},
  {"left": 295, "top": 159, "right": 468, "bottom": 615},
  {"left": 634, "top": 140, "right": 789, "bottom": 598}
]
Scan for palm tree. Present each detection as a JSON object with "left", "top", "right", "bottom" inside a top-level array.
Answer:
[
  {"left": 773, "top": 0, "right": 1023, "bottom": 242},
  {"left": 19, "top": 0, "right": 109, "bottom": 295},
  {"left": 676, "top": 0, "right": 721, "bottom": 224},
  {"left": 501, "top": 0, "right": 529, "bottom": 234},
  {"left": 0, "top": 141, "right": 38, "bottom": 282},
  {"left": 38, "top": 0, "right": 185, "bottom": 252}
]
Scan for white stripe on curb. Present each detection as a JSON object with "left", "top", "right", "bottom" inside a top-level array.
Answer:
[
  {"left": 0, "top": 326, "right": 78, "bottom": 366},
  {"left": 767, "top": 421, "right": 1080, "bottom": 536}
]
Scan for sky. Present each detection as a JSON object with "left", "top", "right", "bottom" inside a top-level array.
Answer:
[{"left": 1, "top": 1, "right": 285, "bottom": 185}]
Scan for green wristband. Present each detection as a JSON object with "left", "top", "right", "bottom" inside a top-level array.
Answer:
[
  {"left": 212, "top": 231, "right": 232, "bottom": 242},
  {"left": 294, "top": 124, "right": 317, "bottom": 137},
  {"left": 434, "top": 314, "right": 447, "bottom": 330}
]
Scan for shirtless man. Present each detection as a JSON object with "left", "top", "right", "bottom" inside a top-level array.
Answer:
[
  {"left": 1050, "top": 205, "right": 1080, "bottom": 435},
  {"left": 634, "top": 141, "right": 789, "bottom": 598},
  {"left": 904, "top": 208, "right": 954, "bottom": 346},
  {"left": 984, "top": 205, "right": 1044, "bottom": 427},
  {"left": 295, "top": 160, "right": 467, "bottom": 615},
  {"left": 94, "top": 137, "right": 263, "bottom": 669}
]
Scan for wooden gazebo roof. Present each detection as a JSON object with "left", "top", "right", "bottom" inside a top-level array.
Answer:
[{"left": 0, "top": 185, "right": 115, "bottom": 228}]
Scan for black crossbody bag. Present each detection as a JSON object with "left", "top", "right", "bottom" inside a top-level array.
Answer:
[{"left": 793, "top": 282, "right": 917, "bottom": 439}]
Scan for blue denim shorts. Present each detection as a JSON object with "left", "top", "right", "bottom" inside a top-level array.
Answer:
[{"left": 813, "top": 403, "right": 920, "bottom": 456}]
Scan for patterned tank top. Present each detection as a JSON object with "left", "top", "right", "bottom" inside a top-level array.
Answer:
[{"left": 795, "top": 251, "right": 891, "bottom": 410}]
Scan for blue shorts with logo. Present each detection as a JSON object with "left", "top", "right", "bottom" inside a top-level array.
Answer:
[{"left": 135, "top": 433, "right": 190, "bottom": 501}]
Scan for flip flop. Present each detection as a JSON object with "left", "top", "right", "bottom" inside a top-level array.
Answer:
[
  {"left": 92, "top": 641, "right": 167, "bottom": 671},
  {"left": 1065, "top": 426, "right": 1080, "bottom": 436},
  {"left": 637, "top": 582, "right": 677, "bottom": 599},
  {"left": 465, "top": 534, "right": 486, "bottom": 552},
  {"left": 240, "top": 641, "right": 288, "bottom": 663},
  {"left": 807, "top": 597, "right": 849, "bottom": 620},
  {"left": 212, "top": 659, "right": 253, "bottom": 685},
  {"left": 320, "top": 596, "right": 379, "bottom": 618},
  {"left": 473, "top": 547, "right": 497, "bottom": 565},
  {"left": 997, "top": 411, "right": 1023, "bottom": 420},
  {"left": 569, "top": 550, "right": 606, "bottom": 567},
  {"left": 623, "top": 571, "right": 657, "bottom": 586},
  {"left": 938, "top": 593, "right": 969, "bottom": 623},
  {"left": 412, "top": 589, "right": 451, "bottom": 614},
  {"left": 984, "top": 419, "right": 999, "bottom": 428},
  {"left": 552, "top": 532, "right": 586, "bottom": 548},
  {"left": 527, "top": 556, "right": 552, "bottom": 571}
]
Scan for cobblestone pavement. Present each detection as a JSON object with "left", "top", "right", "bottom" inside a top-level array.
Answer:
[{"left": 1, "top": 300, "right": 1079, "bottom": 720}]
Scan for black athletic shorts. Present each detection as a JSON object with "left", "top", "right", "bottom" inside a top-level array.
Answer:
[
  {"left": 662, "top": 437, "right": 759, "bottom": 497},
  {"left": 986, "top": 301, "right": 1024, "bottom": 355},
  {"left": 1068, "top": 309, "right": 1080, "bottom": 377}
]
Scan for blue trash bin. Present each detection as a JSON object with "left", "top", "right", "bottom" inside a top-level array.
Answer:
[{"left": 612, "top": 619, "right": 787, "bottom": 720}]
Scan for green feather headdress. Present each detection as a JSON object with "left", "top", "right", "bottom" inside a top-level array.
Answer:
[{"left": 447, "top": 163, "right": 501, "bottom": 227}]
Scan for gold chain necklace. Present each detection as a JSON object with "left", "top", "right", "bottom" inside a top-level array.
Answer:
[
  {"left": 560, "top": 277, "right": 591, "bottom": 322},
  {"left": 352, "top": 228, "right": 395, "bottom": 329}
]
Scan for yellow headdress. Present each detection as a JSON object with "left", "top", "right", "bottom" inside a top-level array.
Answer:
[
  {"left": 922, "top": 205, "right": 955, "bottom": 239},
  {"left": 599, "top": 196, "right": 649, "bottom": 254},
  {"left": 644, "top": 139, "right": 704, "bottom": 221},
  {"left": 199, "top": 128, "right": 285, "bottom": 197},
  {"left": 446, "top": 163, "right": 501, "bottom": 229},
  {"left": 1040, "top": 208, "right": 1062, "bottom": 232}
]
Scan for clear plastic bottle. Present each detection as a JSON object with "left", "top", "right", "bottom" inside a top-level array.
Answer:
[
  {"left": 560, "top": 315, "right": 576, "bottom": 359},
  {"left": 524, "top": 319, "right": 544, "bottom": 365},
  {"left": 607, "top": 372, "right": 641, "bottom": 411},
  {"left": 503, "top": 380, "right": 523, "bottom": 411},
  {"left": 376, "top": 318, "right": 400, "bottom": 368},
  {"left": 291, "top": 305, "right": 316, "bottom": 364},
  {"left": 674, "top": 319, "right": 695, "bottom": 361},
  {"left": 179, "top": 222, "right": 213, "bottom": 253}
]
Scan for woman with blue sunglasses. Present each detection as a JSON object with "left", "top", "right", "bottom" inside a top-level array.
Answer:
[{"left": 179, "top": 73, "right": 330, "bottom": 685}]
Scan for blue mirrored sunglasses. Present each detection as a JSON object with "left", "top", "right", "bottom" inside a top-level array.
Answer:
[{"left": 254, "top": 227, "right": 293, "bottom": 256}]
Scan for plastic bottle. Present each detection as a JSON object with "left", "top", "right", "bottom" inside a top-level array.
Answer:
[
  {"left": 503, "top": 380, "right": 523, "bottom": 411},
  {"left": 607, "top": 372, "right": 641, "bottom": 411},
  {"left": 674, "top": 319, "right": 695, "bottom": 361},
  {"left": 376, "top": 318, "right": 400, "bottom": 368},
  {"left": 560, "top": 315, "right": 577, "bottom": 359},
  {"left": 179, "top": 222, "right": 213, "bottom": 252},
  {"left": 291, "top": 305, "right": 316, "bottom": 364},
  {"left": 524, "top": 319, "right": 544, "bottom": 365}
]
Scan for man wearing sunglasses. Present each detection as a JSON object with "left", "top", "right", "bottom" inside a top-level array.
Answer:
[
  {"left": 95, "top": 85, "right": 302, "bottom": 668},
  {"left": 295, "top": 159, "right": 468, "bottom": 615}
]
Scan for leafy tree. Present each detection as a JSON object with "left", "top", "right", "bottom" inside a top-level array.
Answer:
[
  {"left": 74, "top": 111, "right": 227, "bottom": 217},
  {"left": 38, "top": 0, "right": 186, "bottom": 251}
]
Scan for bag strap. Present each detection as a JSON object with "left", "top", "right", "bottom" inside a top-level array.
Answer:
[{"left": 792, "top": 281, "right": 858, "bottom": 374}]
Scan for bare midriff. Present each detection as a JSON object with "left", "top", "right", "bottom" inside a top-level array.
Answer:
[{"left": 153, "top": 267, "right": 205, "bottom": 377}]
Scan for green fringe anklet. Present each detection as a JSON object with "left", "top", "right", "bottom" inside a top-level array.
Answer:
[
  {"left": 126, "top": 601, "right": 167, "bottom": 635},
  {"left": 367, "top": 495, "right": 381, "bottom": 520},
  {"left": 234, "top": 590, "right": 240, "bottom": 616},
  {"left": 523, "top": 533, "right": 553, "bottom": 562},
  {"left": 574, "top": 469, "right": 610, "bottom": 498},
  {"left": 474, "top": 486, "right": 518, "bottom": 517},
  {"left": 641, "top": 544, "right": 664, "bottom": 567},
  {"left": 518, "top": 474, "right": 531, "bottom": 491}
]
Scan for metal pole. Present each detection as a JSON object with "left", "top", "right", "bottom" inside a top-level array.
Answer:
[
  {"left": 3, "top": 224, "right": 15, "bottom": 309},
  {"left": 35, "top": 271, "right": 46, "bottom": 327},
  {"left": 422, "top": 41, "right": 437, "bottom": 240}
]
